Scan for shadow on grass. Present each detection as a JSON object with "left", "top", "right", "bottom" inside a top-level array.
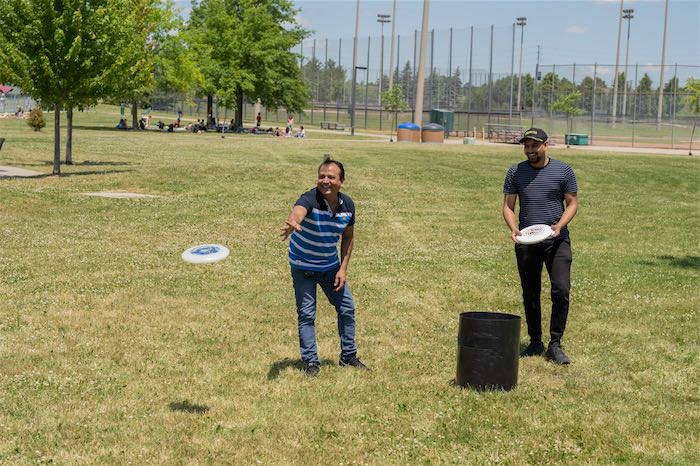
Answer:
[
  {"left": 639, "top": 255, "right": 700, "bottom": 270},
  {"left": 168, "top": 400, "right": 209, "bottom": 414},
  {"left": 37, "top": 160, "right": 133, "bottom": 167},
  {"left": 1, "top": 169, "right": 133, "bottom": 180},
  {"left": 267, "top": 357, "right": 335, "bottom": 380}
]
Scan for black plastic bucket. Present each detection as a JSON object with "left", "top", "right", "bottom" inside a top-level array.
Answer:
[{"left": 456, "top": 312, "right": 521, "bottom": 391}]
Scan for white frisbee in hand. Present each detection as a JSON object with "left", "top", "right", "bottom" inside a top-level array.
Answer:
[
  {"left": 515, "top": 224, "right": 553, "bottom": 245},
  {"left": 181, "top": 244, "right": 230, "bottom": 264}
]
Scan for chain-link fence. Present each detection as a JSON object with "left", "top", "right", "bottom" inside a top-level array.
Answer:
[{"left": 147, "top": 25, "right": 698, "bottom": 148}]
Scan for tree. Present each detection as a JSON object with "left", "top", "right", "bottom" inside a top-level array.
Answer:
[
  {"left": 578, "top": 76, "right": 607, "bottom": 112},
  {"left": 0, "top": 0, "right": 153, "bottom": 174},
  {"left": 685, "top": 77, "right": 700, "bottom": 156},
  {"left": 636, "top": 73, "right": 654, "bottom": 117},
  {"left": 550, "top": 91, "right": 584, "bottom": 144},
  {"left": 187, "top": 0, "right": 309, "bottom": 129},
  {"left": 382, "top": 84, "right": 409, "bottom": 142}
]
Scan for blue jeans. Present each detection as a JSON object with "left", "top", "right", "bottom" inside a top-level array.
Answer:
[{"left": 291, "top": 267, "right": 357, "bottom": 364}]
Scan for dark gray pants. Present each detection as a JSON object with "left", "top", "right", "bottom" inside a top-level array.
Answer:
[{"left": 515, "top": 238, "right": 572, "bottom": 344}]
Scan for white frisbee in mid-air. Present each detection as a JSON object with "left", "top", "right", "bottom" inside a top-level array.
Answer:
[
  {"left": 181, "top": 244, "right": 230, "bottom": 264},
  {"left": 515, "top": 224, "right": 553, "bottom": 245}
]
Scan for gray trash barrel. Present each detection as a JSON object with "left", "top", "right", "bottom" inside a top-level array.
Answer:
[{"left": 456, "top": 312, "right": 521, "bottom": 391}]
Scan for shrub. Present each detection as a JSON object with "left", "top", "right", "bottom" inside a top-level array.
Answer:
[{"left": 27, "top": 108, "right": 46, "bottom": 131}]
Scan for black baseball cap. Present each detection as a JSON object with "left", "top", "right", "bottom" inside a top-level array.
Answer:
[{"left": 519, "top": 128, "right": 548, "bottom": 143}]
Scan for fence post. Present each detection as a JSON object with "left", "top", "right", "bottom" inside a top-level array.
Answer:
[
  {"left": 487, "top": 25, "right": 494, "bottom": 126},
  {"left": 365, "top": 35, "right": 370, "bottom": 128},
  {"left": 324, "top": 38, "right": 328, "bottom": 123},
  {"left": 337, "top": 38, "right": 341, "bottom": 122},
  {"left": 632, "top": 63, "right": 638, "bottom": 147},
  {"left": 591, "top": 62, "right": 597, "bottom": 145},
  {"left": 412, "top": 29, "right": 417, "bottom": 121},
  {"left": 509, "top": 23, "right": 515, "bottom": 124},
  {"left": 671, "top": 63, "right": 677, "bottom": 148},
  {"left": 429, "top": 29, "right": 434, "bottom": 111},
  {"left": 467, "top": 26, "right": 473, "bottom": 133},
  {"left": 448, "top": 27, "right": 453, "bottom": 107},
  {"left": 311, "top": 39, "right": 316, "bottom": 124}
]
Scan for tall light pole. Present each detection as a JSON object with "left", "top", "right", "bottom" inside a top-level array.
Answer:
[
  {"left": 377, "top": 14, "right": 391, "bottom": 107},
  {"left": 516, "top": 17, "right": 526, "bottom": 114},
  {"left": 509, "top": 22, "right": 515, "bottom": 122},
  {"left": 388, "top": 0, "right": 397, "bottom": 90},
  {"left": 413, "top": 0, "right": 430, "bottom": 127},
  {"left": 621, "top": 8, "right": 634, "bottom": 123},
  {"left": 350, "top": 0, "right": 360, "bottom": 136},
  {"left": 611, "top": 0, "right": 624, "bottom": 126},
  {"left": 657, "top": 0, "right": 670, "bottom": 128}
]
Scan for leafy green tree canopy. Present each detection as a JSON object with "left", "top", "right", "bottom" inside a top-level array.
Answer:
[{"left": 187, "top": 0, "right": 309, "bottom": 127}]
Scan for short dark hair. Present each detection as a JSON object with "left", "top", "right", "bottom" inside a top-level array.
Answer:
[{"left": 319, "top": 154, "right": 345, "bottom": 181}]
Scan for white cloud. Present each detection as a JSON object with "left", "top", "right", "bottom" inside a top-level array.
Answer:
[{"left": 566, "top": 25, "right": 590, "bottom": 34}]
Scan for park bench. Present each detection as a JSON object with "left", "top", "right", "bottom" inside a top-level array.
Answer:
[
  {"left": 487, "top": 124, "right": 525, "bottom": 144},
  {"left": 320, "top": 121, "right": 345, "bottom": 131}
]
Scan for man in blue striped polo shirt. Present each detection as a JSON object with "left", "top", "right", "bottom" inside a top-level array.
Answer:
[
  {"left": 503, "top": 128, "right": 579, "bottom": 364},
  {"left": 280, "top": 157, "right": 369, "bottom": 377}
]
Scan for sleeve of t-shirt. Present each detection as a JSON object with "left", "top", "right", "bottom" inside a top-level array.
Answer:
[
  {"left": 563, "top": 166, "right": 578, "bottom": 193},
  {"left": 294, "top": 189, "right": 316, "bottom": 213},
  {"left": 503, "top": 166, "right": 517, "bottom": 194}
]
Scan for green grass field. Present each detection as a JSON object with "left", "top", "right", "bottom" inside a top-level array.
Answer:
[{"left": 1, "top": 110, "right": 699, "bottom": 464}]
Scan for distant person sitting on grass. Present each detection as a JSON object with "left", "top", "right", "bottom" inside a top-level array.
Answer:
[
  {"left": 285, "top": 126, "right": 292, "bottom": 138},
  {"left": 275, "top": 127, "right": 282, "bottom": 137},
  {"left": 256, "top": 112, "right": 262, "bottom": 127},
  {"left": 279, "top": 156, "right": 369, "bottom": 378},
  {"left": 138, "top": 118, "right": 146, "bottom": 130},
  {"left": 116, "top": 118, "right": 127, "bottom": 129},
  {"left": 295, "top": 126, "right": 305, "bottom": 138}
]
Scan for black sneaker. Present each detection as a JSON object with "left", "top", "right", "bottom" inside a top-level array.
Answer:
[
  {"left": 544, "top": 342, "right": 571, "bottom": 365},
  {"left": 339, "top": 356, "right": 371, "bottom": 371},
  {"left": 519, "top": 341, "right": 545, "bottom": 357},
  {"left": 304, "top": 362, "right": 321, "bottom": 377}
]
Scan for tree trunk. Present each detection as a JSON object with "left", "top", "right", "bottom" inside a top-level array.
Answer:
[
  {"left": 131, "top": 100, "right": 138, "bottom": 130},
  {"left": 65, "top": 107, "right": 73, "bottom": 165},
  {"left": 207, "top": 94, "right": 214, "bottom": 127},
  {"left": 235, "top": 87, "right": 244, "bottom": 130},
  {"left": 53, "top": 102, "right": 61, "bottom": 175}
]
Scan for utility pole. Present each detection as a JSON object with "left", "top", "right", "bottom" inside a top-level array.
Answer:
[
  {"left": 657, "top": 0, "right": 670, "bottom": 128},
  {"left": 350, "top": 0, "right": 360, "bottom": 136},
  {"left": 531, "top": 45, "right": 540, "bottom": 126},
  {"left": 621, "top": 9, "right": 634, "bottom": 123},
  {"left": 611, "top": 0, "right": 624, "bottom": 126},
  {"left": 377, "top": 14, "right": 391, "bottom": 107},
  {"left": 516, "top": 17, "right": 527, "bottom": 113},
  {"left": 388, "top": 0, "right": 397, "bottom": 90},
  {"left": 509, "top": 22, "right": 515, "bottom": 122},
  {"left": 413, "top": 0, "right": 430, "bottom": 127}
]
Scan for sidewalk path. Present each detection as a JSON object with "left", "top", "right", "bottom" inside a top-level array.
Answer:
[{"left": 0, "top": 165, "right": 44, "bottom": 178}]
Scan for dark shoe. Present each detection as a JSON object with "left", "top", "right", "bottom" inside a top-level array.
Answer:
[
  {"left": 545, "top": 342, "right": 571, "bottom": 365},
  {"left": 339, "top": 356, "right": 371, "bottom": 371},
  {"left": 304, "top": 362, "right": 320, "bottom": 377},
  {"left": 519, "top": 341, "right": 545, "bottom": 357}
]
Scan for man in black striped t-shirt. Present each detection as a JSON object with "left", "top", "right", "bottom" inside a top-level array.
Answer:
[{"left": 503, "top": 128, "right": 579, "bottom": 364}]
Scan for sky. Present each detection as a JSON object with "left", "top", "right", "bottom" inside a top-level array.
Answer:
[{"left": 173, "top": 0, "right": 699, "bottom": 85}]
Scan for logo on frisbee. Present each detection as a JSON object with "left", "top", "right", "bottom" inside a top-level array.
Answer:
[
  {"left": 181, "top": 244, "right": 230, "bottom": 264},
  {"left": 515, "top": 224, "right": 553, "bottom": 245}
]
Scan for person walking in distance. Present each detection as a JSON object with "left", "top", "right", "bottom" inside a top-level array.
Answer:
[
  {"left": 280, "top": 156, "right": 369, "bottom": 377},
  {"left": 502, "top": 128, "right": 579, "bottom": 364}
]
